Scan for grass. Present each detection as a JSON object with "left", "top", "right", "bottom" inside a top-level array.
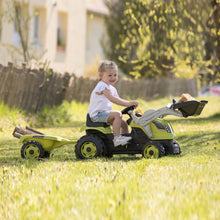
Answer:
[{"left": 0, "top": 97, "right": 220, "bottom": 220}]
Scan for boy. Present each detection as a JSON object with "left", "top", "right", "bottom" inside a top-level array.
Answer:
[{"left": 88, "top": 60, "right": 139, "bottom": 147}]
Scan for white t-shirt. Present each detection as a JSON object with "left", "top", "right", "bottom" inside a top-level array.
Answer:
[{"left": 88, "top": 81, "right": 119, "bottom": 117}]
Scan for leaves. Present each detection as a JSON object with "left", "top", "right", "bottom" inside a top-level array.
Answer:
[{"left": 104, "top": 0, "right": 220, "bottom": 82}]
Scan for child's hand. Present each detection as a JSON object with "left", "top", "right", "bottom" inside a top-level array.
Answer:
[{"left": 129, "top": 100, "right": 139, "bottom": 108}]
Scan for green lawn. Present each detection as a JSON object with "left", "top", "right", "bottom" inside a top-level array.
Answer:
[{"left": 0, "top": 97, "right": 220, "bottom": 220}]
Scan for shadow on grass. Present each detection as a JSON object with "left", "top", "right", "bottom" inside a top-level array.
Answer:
[
  {"left": 176, "top": 130, "right": 220, "bottom": 156},
  {"left": 0, "top": 155, "right": 144, "bottom": 169},
  {"left": 0, "top": 143, "right": 145, "bottom": 167},
  {"left": 0, "top": 137, "right": 26, "bottom": 167}
]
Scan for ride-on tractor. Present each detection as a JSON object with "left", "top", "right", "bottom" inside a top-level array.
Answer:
[
  {"left": 13, "top": 98, "right": 207, "bottom": 159},
  {"left": 75, "top": 99, "right": 208, "bottom": 159}
]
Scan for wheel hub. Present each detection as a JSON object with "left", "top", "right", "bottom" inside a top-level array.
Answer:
[
  {"left": 29, "top": 150, "right": 34, "bottom": 155},
  {"left": 86, "top": 147, "right": 91, "bottom": 152},
  {"left": 81, "top": 142, "right": 97, "bottom": 158},
  {"left": 24, "top": 145, "right": 40, "bottom": 158},
  {"left": 149, "top": 150, "right": 154, "bottom": 156},
  {"left": 143, "top": 144, "right": 160, "bottom": 159}
]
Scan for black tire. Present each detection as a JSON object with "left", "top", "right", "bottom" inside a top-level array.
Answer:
[
  {"left": 75, "top": 135, "right": 104, "bottom": 159},
  {"left": 142, "top": 142, "right": 165, "bottom": 159},
  {"left": 172, "top": 140, "right": 182, "bottom": 154},
  {"left": 21, "top": 141, "right": 45, "bottom": 159},
  {"left": 166, "top": 140, "right": 182, "bottom": 155}
]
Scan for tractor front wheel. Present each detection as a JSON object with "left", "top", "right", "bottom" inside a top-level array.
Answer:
[
  {"left": 75, "top": 135, "right": 104, "bottom": 159},
  {"left": 142, "top": 142, "right": 165, "bottom": 159},
  {"left": 21, "top": 141, "right": 45, "bottom": 159},
  {"left": 172, "top": 140, "right": 182, "bottom": 155},
  {"left": 165, "top": 140, "right": 182, "bottom": 155}
]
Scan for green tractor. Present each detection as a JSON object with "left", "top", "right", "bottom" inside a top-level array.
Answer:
[{"left": 75, "top": 99, "right": 208, "bottom": 159}]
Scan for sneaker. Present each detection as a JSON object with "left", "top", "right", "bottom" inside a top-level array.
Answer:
[{"left": 113, "top": 135, "right": 132, "bottom": 147}]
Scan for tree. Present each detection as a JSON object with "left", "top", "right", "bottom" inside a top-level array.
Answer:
[
  {"left": 206, "top": 0, "right": 220, "bottom": 84},
  {"left": 104, "top": 0, "right": 220, "bottom": 83},
  {"left": 104, "top": 0, "right": 193, "bottom": 78}
]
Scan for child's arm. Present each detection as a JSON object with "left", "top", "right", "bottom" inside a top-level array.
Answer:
[{"left": 103, "top": 88, "right": 138, "bottom": 107}]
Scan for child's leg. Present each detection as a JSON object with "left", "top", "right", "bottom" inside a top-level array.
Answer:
[
  {"left": 121, "top": 118, "right": 129, "bottom": 134},
  {"left": 107, "top": 110, "right": 122, "bottom": 137},
  {"left": 108, "top": 111, "right": 132, "bottom": 147}
]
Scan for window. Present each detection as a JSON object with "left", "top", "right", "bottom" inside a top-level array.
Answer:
[
  {"left": 32, "top": 10, "right": 40, "bottom": 45},
  {"left": 57, "top": 12, "right": 67, "bottom": 52},
  {"left": 31, "top": 8, "right": 46, "bottom": 48},
  {"left": 13, "top": 21, "right": 21, "bottom": 45},
  {"left": 86, "top": 12, "right": 107, "bottom": 64}
]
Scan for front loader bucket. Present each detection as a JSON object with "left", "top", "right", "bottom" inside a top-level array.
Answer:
[{"left": 172, "top": 100, "right": 208, "bottom": 117}]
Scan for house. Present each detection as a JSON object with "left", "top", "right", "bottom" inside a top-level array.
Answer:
[
  {"left": 0, "top": 0, "right": 109, "bottom": 76},
  {"left": 86, "top": 0, "right": 108, "bottom": 66}
]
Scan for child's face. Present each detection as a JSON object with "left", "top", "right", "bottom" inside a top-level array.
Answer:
[{"left": 99, "top": 68, "right": 118, "bottom": 85}]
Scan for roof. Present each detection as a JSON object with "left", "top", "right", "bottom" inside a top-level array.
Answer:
[{"left": 86, "top": 0, "right": 109, "bottom": 15}]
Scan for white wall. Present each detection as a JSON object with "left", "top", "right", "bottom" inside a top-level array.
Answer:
[
  {"left": 0, "top": 0, "right": 108, "bottom": 76},
  {"left": 86, "top": 12, "right": 107, "bottom": 66},
  {"left": 0, "top": 0, "right": 86, "bottom": 76}
]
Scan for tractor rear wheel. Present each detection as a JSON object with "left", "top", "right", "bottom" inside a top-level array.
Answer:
[{"left": 75, "top": 135, "right": 104, "bottom": 159}]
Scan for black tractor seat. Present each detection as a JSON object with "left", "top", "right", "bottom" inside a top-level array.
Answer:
[{"left": 86, "top": 114, "right": 110, "bottom": 127}]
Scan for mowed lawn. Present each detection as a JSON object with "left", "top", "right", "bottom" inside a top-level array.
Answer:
[{"left": 0, "top": 97, "right": 220, "bottom": 220}]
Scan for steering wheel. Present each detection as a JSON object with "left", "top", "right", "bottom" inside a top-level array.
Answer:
[{"left": 121, "top": 105, "right": 136, "bottom": 115}]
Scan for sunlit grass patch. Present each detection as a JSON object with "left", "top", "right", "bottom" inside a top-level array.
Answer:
[{"left": 0, "top": 96, "right": 220, "bottom": 219}]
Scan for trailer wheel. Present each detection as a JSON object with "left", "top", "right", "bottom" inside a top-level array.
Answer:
[
  {"left": 21, "top": 141, "right": 45, "bottom": 159},
  {"left": 142, "top": 142, "right": 165, "bottom": 159},
  {"left": 75, "top": 135, "right": 104, "bottom": 159}
]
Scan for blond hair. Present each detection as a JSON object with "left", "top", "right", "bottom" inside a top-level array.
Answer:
[{"left": 98, "top": 60, "right": 118, "bottom": 74}]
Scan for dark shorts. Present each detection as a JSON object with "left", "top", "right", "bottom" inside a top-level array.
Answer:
[{"left": 90, "top": 111, "right": 110, "bottom": 123}]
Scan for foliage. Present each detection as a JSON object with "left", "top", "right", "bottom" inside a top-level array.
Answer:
[
  {"left": 0, "top": 100, "right": 89, "bottom": 131},
  {"left": 26, "top": 101, "right": 88, "bottom": 128},
  {"left": 104, "top": 0, "right": 220, "bottom": 83},
  {"left": 0, "top": 102, "right": 26, "bottom": 136},
  {"left": 0, "top": 97, "right": 220, "bottom": 219},
  {"left": 205, "top": 0, "right": 220, "bottom": 84}
]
